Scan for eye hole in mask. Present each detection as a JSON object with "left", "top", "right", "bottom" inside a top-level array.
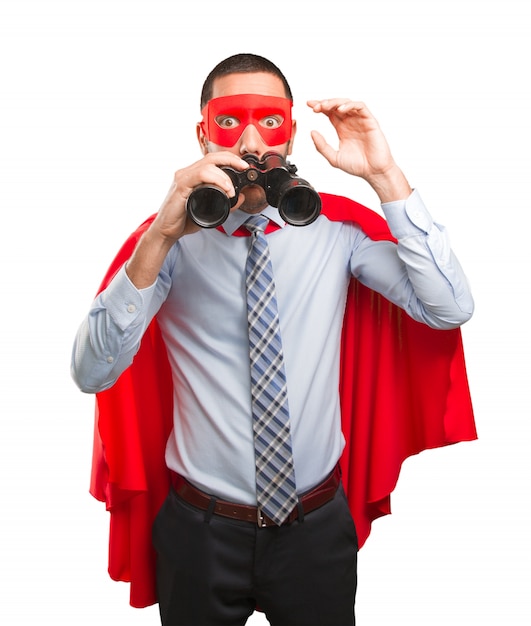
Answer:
[{"left": 200, "top": 94, "right": 293, "bottom": 147}]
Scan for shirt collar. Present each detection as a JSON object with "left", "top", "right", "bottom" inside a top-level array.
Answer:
[{"left": 221, "top": 205, "right": 286, "bottom": 236}]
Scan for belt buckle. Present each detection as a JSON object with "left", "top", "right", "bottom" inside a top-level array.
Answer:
[{"left": 257, "top": 508, "right": 267, "bottom": 528}]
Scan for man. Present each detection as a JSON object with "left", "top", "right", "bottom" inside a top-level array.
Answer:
[{"left": 72, "top": 53, "right": 475, "bottom": 625}]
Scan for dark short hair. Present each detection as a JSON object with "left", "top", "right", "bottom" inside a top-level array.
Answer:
[{"left": 200, "top": 53, "right": 293, "bottom": 110}]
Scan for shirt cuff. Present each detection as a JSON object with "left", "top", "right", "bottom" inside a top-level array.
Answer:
[
  {"left": 381, "top": 188, "right": 434, "bottom": 238},
  {"left": 101, "top": 264, "right": 157, "bottom": 331}
]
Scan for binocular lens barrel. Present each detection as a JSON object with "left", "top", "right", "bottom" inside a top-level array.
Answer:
[
  {"left": 186, "top": 185, "right": 230, "bottom": 229},
  {"left": 277, "top": 184, "right": 321, "bottom": 227}
]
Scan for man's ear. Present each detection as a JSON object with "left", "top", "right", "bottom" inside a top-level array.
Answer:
[
  {"left": 196, "top": 122, "right": 209, "bottom": 155},
  {"left": 287, "top": 119, "right": 297, "bottom": 155}
]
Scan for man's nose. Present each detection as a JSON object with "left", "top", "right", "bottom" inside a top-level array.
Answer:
[{"left": 237, "top": 123, "right": 266, "bottom": 156}]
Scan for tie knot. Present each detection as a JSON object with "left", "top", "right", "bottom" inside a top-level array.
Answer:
[{"left": 244, "top": 214, "right": 269, "bottom": 235}]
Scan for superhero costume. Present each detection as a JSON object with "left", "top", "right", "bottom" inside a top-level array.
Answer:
[{"left": 89, "top": 193, "right": 476, "bottom": 608}]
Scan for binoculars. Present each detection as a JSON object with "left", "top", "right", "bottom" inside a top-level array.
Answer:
[{"left": 186, "top": 152, "right": 322, "bottom": 228}]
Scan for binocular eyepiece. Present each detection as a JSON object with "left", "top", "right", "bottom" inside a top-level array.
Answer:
[{"left": 186, "top": 152, "right": 322, "bottom": 228}]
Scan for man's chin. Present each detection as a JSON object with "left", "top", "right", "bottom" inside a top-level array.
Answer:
[{"left": 239, "top": 187, "right": 268, "bottom": 213}]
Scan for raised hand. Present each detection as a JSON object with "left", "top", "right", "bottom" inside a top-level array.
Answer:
[{"left": 307, "top": 99, "right": 411, "bottom": 202}]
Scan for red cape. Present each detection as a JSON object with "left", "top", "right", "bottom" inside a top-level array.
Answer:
[{"left": 90, "top": 193, "right": 476, "bottom": 608}]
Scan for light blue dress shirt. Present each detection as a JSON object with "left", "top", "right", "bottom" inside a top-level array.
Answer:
[{"left": 71, "top": 190, "right": 473, "bottom": 504}]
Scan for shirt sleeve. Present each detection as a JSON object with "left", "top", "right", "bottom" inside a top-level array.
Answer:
[
  {"left": 71, "top": 263, "right": 170, "bottom": 393},
  {"left": 349, "top": 189, "right": 474, "bottom": 329}
]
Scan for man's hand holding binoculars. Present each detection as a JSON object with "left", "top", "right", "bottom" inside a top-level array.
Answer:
[
  {"left": 124, "top": 152, "right": 248, "bottom": 289},
  {"left": 155, "top": 152, "right": 250, "bottom": 241}
]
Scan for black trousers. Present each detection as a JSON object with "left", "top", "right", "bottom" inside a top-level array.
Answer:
[{"left": 152, "top": 484, "right": 358, "bottom": 626}]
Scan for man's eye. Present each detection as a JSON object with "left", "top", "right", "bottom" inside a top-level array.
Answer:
[
  {"left": 215, "top": 116, "right": 240, "bottom": 129},
  {"left": 260, "top": 115, "right": 283, "bottom": 129}
]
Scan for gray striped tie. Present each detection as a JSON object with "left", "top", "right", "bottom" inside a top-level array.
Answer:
[{"left": 244, "top": 215, "right": 298, "bottom": 525}]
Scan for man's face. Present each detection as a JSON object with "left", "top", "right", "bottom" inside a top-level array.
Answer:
[
  {"left": 201, "top": 93, "right": 293, "bottom": 149},
  {"left": 197, "top": 72, "right": 297, "bottom": 212}
]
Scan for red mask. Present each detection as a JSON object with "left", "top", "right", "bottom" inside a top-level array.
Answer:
[{"left": 200, "top": 94, "right": 293, "bottom": 148}]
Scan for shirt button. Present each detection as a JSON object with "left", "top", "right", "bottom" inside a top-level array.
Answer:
[
  {"left": 106, "top": 356, "right": 114, "bottom": 364},
  {"left": 127, "top": 304, "right": 136, "bottom": 313}
]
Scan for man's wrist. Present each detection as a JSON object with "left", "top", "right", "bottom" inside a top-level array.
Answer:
[
  {"left": 366, "top": 164, "right": 412, "bottom": 204},
  {"left": 125, "top": 227, "right": 175, "bottom": 289}
]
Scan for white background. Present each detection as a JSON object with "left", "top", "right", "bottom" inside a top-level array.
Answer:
[{"left": 1, "top": 0, "right": 529, "bottom": 624}]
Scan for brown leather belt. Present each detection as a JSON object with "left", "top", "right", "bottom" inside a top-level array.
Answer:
[{"left": 171, "top": 464, "right": 342, "bottom": 527}]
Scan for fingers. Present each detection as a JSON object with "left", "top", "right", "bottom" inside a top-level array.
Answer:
[
  {"left": 202, "top": 151, "right": 249, "bottom": 170},
  {"left": 178, "top": 152, "right": 249, "bottom": 198},
  {"left": 307, "top": 99, "right": 371, "bottom": 119}
]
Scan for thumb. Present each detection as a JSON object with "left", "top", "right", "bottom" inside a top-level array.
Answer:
[{"left": 310, "top": 130, "right": 338, "bottom": 168}]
